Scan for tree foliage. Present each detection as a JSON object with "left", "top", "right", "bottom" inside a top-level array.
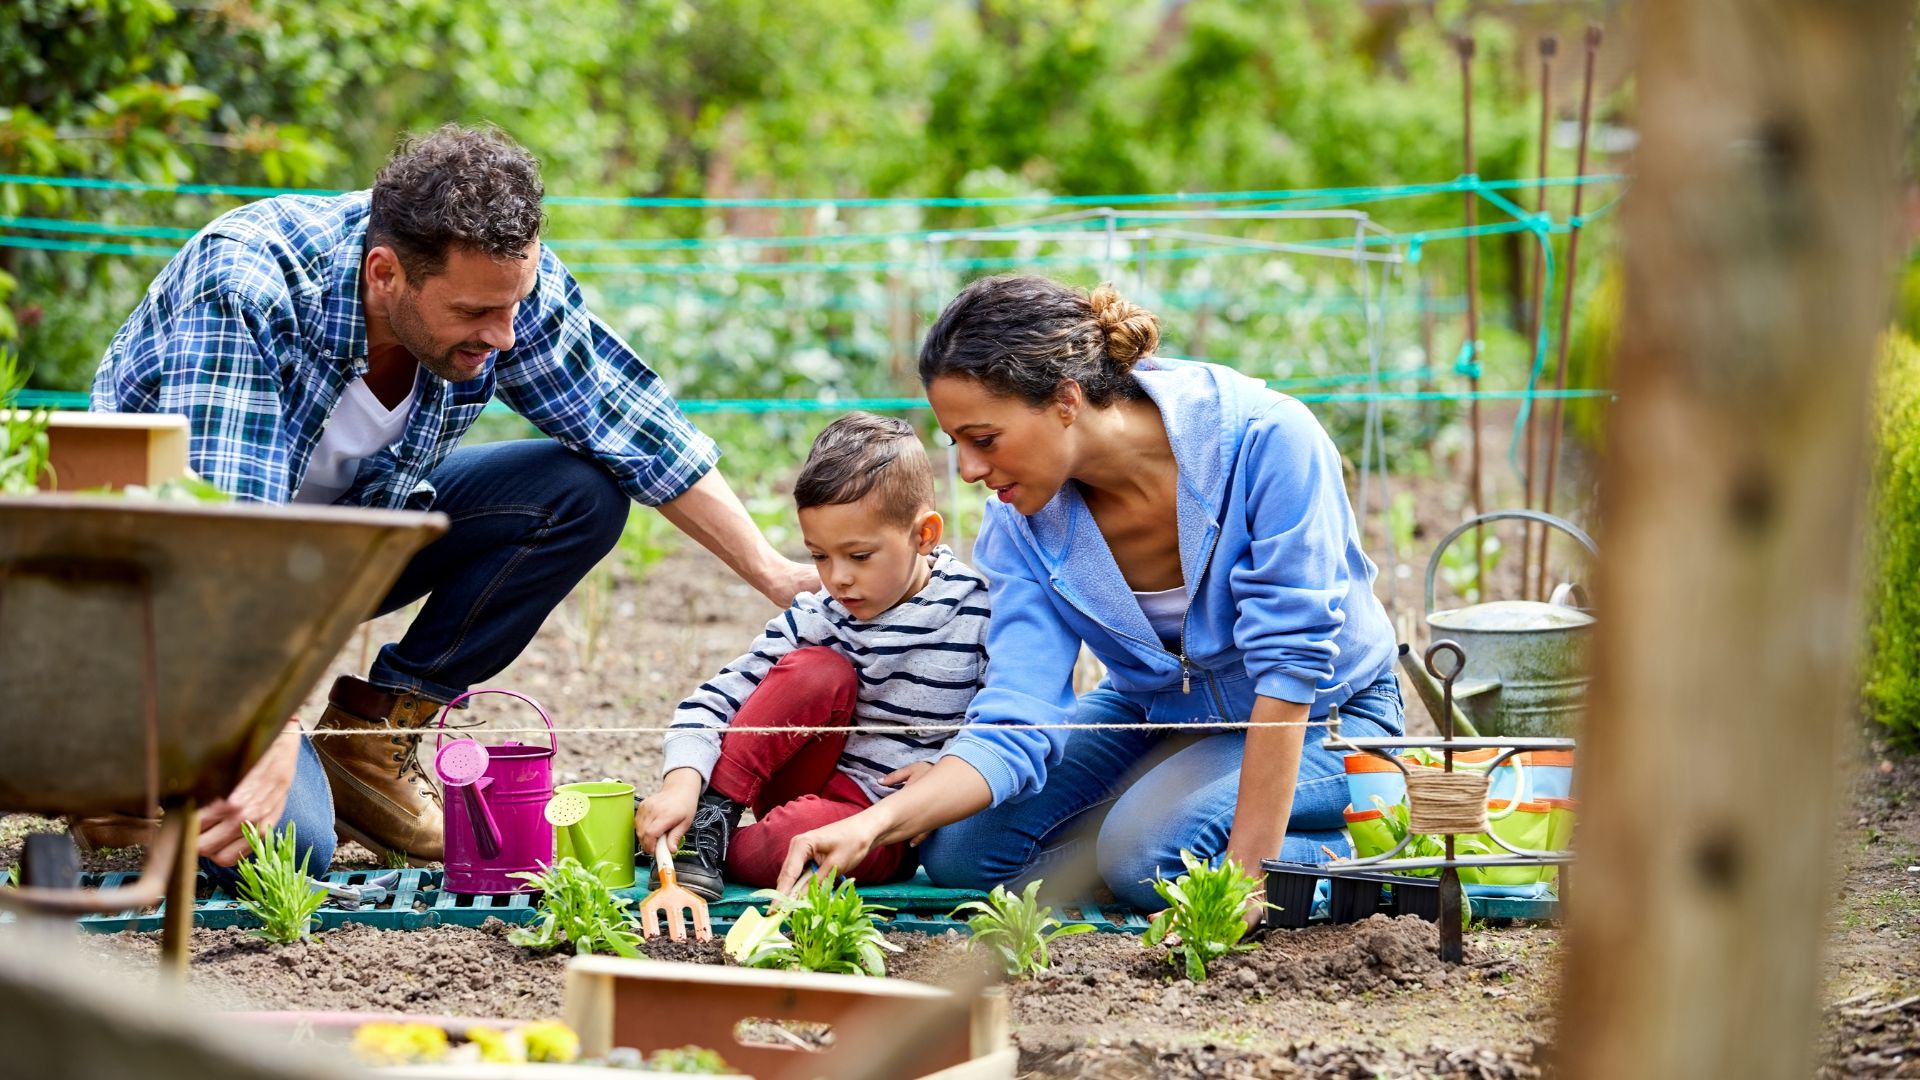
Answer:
[{"left": 1867, "top": 331, "right": 1920, "bottom": 748}]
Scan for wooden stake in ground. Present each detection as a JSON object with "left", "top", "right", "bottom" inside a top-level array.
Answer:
[{"left": 1556, "top": 4, "right": 1912, "bottom": 1080}]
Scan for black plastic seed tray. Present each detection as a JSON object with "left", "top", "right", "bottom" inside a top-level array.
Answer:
[{"left": 1262, "top": 859, "right": 1500, "bottom": 929}]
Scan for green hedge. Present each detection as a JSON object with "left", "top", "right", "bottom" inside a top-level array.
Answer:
[{"left": 1866, "top": 331, "right": 1920, "bottom": 749}]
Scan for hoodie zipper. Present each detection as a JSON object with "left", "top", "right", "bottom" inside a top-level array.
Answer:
[{"left": 1176, "top": 524, "right": 1225, "bottom": 694}]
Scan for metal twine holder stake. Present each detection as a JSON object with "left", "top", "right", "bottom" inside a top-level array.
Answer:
[
  {"left": 1427, "top": 641, "right": 1470, "bottom": 963},
  {"left": 1317, "top": 639, "right": 1574, "bottom": 964}
]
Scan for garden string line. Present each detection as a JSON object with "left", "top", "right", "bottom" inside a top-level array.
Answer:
[{"left": 307, "top": 719, "right": 1350, "bottom": 737}]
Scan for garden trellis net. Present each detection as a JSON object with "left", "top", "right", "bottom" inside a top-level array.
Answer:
[{"left": 1, "top": 170, "right": 1623, "bottom": 607}]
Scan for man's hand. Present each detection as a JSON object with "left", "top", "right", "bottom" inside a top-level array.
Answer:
[
  {"left": 636, "top": 768, "right": 704, "bottom": 853},
  {"left": 760, "top": 559, "right": 822, "bottom": 609},
  {"left": 198, "top": 720, "right": 303, "bottom": 866}
]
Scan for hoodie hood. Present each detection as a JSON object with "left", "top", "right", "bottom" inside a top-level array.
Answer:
[{"left": 991, "top": 356, "right": 1273, "bottom": 654}]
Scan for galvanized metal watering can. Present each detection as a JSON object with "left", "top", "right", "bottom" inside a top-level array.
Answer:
[{"left": 1407, "top": 509, "right": 1597, "bottom": 738}]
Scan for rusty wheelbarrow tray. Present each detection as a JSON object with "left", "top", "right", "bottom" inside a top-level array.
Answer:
[{"left": 0, "top": 495, "right": 446, "bottom": 968}]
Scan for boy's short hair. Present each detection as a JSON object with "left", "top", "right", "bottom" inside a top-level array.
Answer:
[{"left": 793, "top": 413, "right": 935, "bottom": 528}]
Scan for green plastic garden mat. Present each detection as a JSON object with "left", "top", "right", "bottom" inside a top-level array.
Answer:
[{"left": 48, "top": 868, "right": 1557, "bottom": 935}]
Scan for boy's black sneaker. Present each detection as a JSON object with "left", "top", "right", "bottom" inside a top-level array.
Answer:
[{"left": 650, "top": 792, "right": 742, "bottom": 902}]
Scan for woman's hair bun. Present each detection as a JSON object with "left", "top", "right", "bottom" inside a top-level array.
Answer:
[{"left": 1088, "top": 284, "right": 1160, "bottom": 372}]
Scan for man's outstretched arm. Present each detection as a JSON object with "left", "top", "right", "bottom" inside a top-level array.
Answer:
[{"left": 657, "top": 467, "right": 819, "bottom": 608}]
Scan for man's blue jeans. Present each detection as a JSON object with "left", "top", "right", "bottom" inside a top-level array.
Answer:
[
  {"left": 210, "top": 440, "right": 628, "bottom": 882},
  {"left": 920, "top": 668, "right": 1404, "bottom": 910},
  {"left": 366, "top": 439, "right": 630, "bottom": 704}
]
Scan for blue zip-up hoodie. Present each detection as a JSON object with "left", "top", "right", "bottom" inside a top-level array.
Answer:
[{"left": 939, "top": 356, "right": 1398, "bottom": 807}]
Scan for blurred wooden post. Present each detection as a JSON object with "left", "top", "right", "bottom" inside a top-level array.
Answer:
[{"left": 1557, "top": 3, "right": 1910, "bottom": 1080}]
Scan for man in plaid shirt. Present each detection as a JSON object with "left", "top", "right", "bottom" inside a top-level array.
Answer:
[{"left": 87, "top": 125, "right": 818, "bottom": 870}]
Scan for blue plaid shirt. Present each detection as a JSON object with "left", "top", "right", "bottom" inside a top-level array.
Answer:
[{"left": 91, "top": 192, "right": 719, "bottom": 508}]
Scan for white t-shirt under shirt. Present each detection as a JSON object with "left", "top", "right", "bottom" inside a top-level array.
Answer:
[
  {"left": 1134, "top": 584, "right": 1188, "bottom": 648},
  {"left": 292, "top": 372, "right": 421, "bottom": 505}
]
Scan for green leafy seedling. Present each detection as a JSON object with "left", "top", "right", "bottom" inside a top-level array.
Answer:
[
  {"left": 743, "top": 870, "right": 901, "bottom": 976},
  {"left": 646, "top": 1045, "right": 736, "bottom": 1074},
  {"left": 1369, "top": 795, "right": 1446, "bottom": 877},
  {"left": 951, "top": 879, "right": 1093, "bottom": 977},
  {"left": 508, "top": 857, "right": 642, "bottom": 958},
  {"left": 236, "top": 821, "right": 328, "bottom": 943},
  {"left": 1142, "top": 850, "right": 1271, "bottom": 982}
]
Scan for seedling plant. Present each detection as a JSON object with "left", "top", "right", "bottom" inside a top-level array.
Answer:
[
  {"left": 643, "top": 1046, "right": 736, "bottom": 1073},
  {"left": 509, "top": 857, "right": 643, "bottom": 958},
  {"left": 236, "top": 821, "right": 327, "bottom": 943},
  {"left": 732, "top": 869, "right": 901, "bottom": 976},
  {"left": 1369, "top": 795, "right": 1446, "bottom": 876},
  {"left": 950, "top": 879, "right": 1093, "bottom": 977},
  {"left": 1142, "top": 850, "right": 1271, "bottom": 982}
]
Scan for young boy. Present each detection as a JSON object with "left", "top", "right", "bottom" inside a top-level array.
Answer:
[{"left": 635, "top": 412, "right": 990, "bottom": 899}]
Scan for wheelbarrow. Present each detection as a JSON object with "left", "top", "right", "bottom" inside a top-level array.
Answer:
[{"left": 0, "top": 495, "right": 446, "bottom": 971}]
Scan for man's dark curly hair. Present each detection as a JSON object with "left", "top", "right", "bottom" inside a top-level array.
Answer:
[{"left": 367, "top": 123, "right": 546, "bottom": 282}]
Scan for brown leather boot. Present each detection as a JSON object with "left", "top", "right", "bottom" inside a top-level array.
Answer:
[
  {"left": 313, "top": 675, "right": 446, "bottom": 864},
  {"left": 69, "top": 813, "right": 161, "bottom": 852}
]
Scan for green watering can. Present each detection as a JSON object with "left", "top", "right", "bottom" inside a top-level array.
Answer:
[
  {"left": 1405, "top": 509, "right": 1598, "bottom": 738},
  {"left": 545, "top": 780, "right": 638, "bottom": 889}
]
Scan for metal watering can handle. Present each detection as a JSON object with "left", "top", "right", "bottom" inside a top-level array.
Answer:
[
  {"left": 433, "top": 688, "right": 558, "bottom": 752},
  {"left": 1484, "top": 755, "right": 1533, "bottom": 823},
  {"left": 1423, "top": 509, "right": 1600, "bottom": 615}
]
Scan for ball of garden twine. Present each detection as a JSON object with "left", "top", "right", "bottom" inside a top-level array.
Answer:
[{"left": 1405, "top": 770, "right": 1493, "bottom": 834}]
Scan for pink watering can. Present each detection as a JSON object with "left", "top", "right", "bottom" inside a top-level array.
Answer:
[{"left": 434, "top": 689, "right": 556, "bottom": 895}]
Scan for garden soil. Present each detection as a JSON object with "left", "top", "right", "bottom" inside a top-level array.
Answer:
[{"left": 3, "top": 446, "right": 1914, "bottom": 1077}]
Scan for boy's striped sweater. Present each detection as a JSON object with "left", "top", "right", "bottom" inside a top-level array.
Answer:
[{"left": 662, "top": 546, "right": 990, "bottom": 803}]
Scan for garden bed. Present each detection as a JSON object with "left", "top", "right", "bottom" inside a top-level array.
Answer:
[{"left": 66, "top": 915, "right": 1558, "bottom": 1078}]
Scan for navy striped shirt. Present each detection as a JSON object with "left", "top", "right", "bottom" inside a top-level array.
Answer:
[{"left": 664, "top": 547, "right": 990, "bottom": 803}]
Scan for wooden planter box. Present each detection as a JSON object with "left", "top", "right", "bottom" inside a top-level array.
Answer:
[
  {"left": 16, "top": 410, "right": 190, "bottom": 492},
  {"left": 564, "top": 957, "right": 1015, "bottom": 1080}
]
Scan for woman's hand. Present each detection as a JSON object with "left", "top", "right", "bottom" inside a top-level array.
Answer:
[
  {"left": 776, "top": 811, "right": 887, "bottom": 893},
  {"left": 1223, "top": 695, "right": 1308, "bottom": 931},
  {"left": 1242, "top": 887, "right": 1270, "bottom": 934},
  {"left": 776, "top": 756, "right": 995, "bottom": 892},
  {"left": 636, "top": 768, "right": 703, "bottom": 852},
  {"left": 878, "top": 761, "right": 933, "bottom": 790}
]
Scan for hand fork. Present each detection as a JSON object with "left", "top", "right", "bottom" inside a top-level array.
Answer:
[{"left": 638, "top": 837, "right": 712, "bottom": 942}]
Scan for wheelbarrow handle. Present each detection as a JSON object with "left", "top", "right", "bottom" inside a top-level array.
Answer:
[
  {"left": 433, "top": 688, "right": 557, "bottom": 753},
  {"left": 1423, "top": 509, "right": 1599, "bottom": 614}
]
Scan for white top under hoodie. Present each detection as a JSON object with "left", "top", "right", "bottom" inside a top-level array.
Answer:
[{"left": 662, "top": 546, "right": 990, "bottom": 803}]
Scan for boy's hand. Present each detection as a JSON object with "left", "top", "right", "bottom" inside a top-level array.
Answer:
[
  {"left": 636, "top": 769, "right": 703, "bottom": 853},
  {"left": 878, "top": 762, "right": 933, "bottom": 790}
]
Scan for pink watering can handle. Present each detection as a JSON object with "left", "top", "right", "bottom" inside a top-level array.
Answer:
[{"left": 434, "top": 688, "right": 558, "bottom": 752}]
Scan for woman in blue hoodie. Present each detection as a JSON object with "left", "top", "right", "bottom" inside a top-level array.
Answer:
[{"left": 774, "top": 275, "right": 1403, "bottom": 917}]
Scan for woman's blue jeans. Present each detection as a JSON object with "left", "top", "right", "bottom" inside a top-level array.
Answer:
[{"left": 920, "top": 668, "right": 1404, "bottom": 910}]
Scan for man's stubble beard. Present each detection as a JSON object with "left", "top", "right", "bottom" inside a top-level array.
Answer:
[{"left": 388, "top": 289, "right": 488, "bottom": 384}]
